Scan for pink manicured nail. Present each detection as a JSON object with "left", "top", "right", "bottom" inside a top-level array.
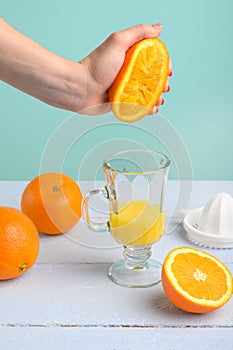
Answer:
[{"left": 152, "top": 23, "right": 162, "bottom": 30}]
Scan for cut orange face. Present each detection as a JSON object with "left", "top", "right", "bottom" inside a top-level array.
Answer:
[
  {"left": 109, "top": 37, "right": 169, "bottom": 122},
  {"left": 162, "top": 247, "right": 233, "bottom": 314}
]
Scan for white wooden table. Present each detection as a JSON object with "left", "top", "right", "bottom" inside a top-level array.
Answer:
[{"left": 0, "top": 181, "right": 232, "bottom": 350}]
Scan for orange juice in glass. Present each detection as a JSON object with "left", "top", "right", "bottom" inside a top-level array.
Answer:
[
  {"left": 83, "top": 150, "right": 170, "bottom": 288},
  {"left": 110, "top": 201, "right": 165, "bottom": 246}
]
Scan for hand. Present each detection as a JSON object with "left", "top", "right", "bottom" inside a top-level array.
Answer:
[
  {"left": 79, "top": 23, "right": 172, "bottom": 114},
  {"left": 0, "top": 19, "right": 171, "bottom": 115}
]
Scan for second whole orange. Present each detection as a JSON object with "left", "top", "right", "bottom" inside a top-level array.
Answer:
[{"left": 21, "top": 172, "right": 83, "bottom": 235}]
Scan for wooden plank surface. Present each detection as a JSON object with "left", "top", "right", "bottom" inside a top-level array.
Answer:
[
  {"left": 0, "top": 263, "right": 232, "bottom": 327},
  {"left": 0, "top": 181, "right": 232, "bottom": 349},
  {"left": 1, "top": 328, "right": 232, "bottom": 350}
]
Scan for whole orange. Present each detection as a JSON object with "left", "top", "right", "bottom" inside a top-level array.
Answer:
[
  {"left": 21, "top": 172, "right": 82, "bottom": 235},
  {"left": 0, "top": 207, "right": 39, "bottom": 280}
]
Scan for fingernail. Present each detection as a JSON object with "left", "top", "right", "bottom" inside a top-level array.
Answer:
[
  {"left": 161, "top": 98, "right": 165, "bottom": 105},
  {"left": 167, "top": 85, "right": 170, "bottom": 92},
  {"left": 169, "top": 71, "right": 173, "bottom": 77},
  {"left": 152, "top": 23, "right": 162, "bottom": 30}
]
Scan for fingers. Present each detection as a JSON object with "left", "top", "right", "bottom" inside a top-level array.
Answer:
[
  {"left": 149, "top": 106, "right": 158, "bottom": 115},
  {"left": 149, "top": 96, "right": 164, "bottom": 115},
  {"left": 110, "top": 23, "right": 162, "bottom": 51},
  {"left": 163, "top": 77, "right": 170, "bottom": 93},
  {"left": 168, "top": 58, "right": 172, "bottom": 76},
  {"left": 164, "top": 58, "right": 172, "bottom": 92},
  {"left": 152, "top": 73, "right": 171, "bottom": 113},
  {"left": 156, "top": 96, "right": 164, "bottom": 106}
]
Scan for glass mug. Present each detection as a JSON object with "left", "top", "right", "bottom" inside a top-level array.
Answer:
[{"left": 82, "top": 150, "right": 170, "bottom": 288}]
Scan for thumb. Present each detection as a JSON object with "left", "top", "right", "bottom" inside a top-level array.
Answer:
[{"left": 113, "top": 23, "right": 162, "bottom": 51}]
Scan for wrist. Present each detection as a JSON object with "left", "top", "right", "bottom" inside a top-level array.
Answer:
[{"left": 57, "top": 59, "right": 88, "bottom": 112}]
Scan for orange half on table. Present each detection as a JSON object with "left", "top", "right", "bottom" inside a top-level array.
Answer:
[
  {"left": 109, "top": 37, "right": 169, "bottom": 122},
  {"left": 162, "top": 247, "right": 233, "bottom": 314}
]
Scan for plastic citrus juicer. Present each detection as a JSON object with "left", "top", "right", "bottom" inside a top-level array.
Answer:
[{"left": 183, "top": 193, "right": 233, "bottom": 248}]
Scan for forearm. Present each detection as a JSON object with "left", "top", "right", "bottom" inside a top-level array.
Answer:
[{"left": 0, "top": 18, "right": 86, "bottom": 111}]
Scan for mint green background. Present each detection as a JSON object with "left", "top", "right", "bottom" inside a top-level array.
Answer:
[{"left": 0, "top": 0, "right": 233, "bottom": 181}]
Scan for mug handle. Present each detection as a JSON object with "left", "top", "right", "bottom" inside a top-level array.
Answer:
[{"left": 82, "top": 186, "right": 110, "bottom": 232}]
